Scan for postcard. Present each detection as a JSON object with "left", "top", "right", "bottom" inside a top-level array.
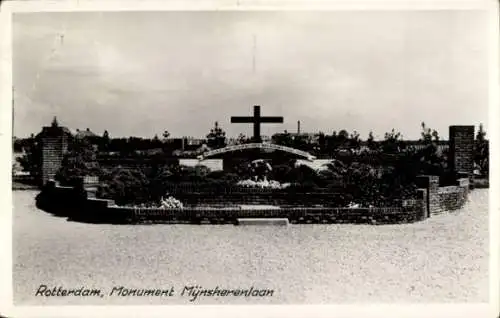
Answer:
[{"left": 1, "top": 1, "right": 498, "bottom": 317}]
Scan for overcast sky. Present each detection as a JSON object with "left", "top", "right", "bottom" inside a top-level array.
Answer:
[{"left": 13, "top": 10, "right": 490, "bottom": 139}]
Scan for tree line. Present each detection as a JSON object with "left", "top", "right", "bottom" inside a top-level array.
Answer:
[{"left": 13, "top": 122, "right": 489, "bottom": 180}]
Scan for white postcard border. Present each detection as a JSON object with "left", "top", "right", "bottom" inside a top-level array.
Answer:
[{"left": 0, "top": 1, "right": 498, "bottom": 317}]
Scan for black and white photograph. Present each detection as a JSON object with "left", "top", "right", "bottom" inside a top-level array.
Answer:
[{"left": 1, "top": 1, "right": 498, "bottom": 317}]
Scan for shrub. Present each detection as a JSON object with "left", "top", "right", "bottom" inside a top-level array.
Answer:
[
  {"left": 98, "top": 167, "right": 150, "bottom": 205},
  {"left": 55, "top": 138, "right": 101, "bottom": 185}
]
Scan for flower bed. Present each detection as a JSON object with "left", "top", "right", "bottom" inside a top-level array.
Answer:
[
  {"left": 124, "top": 196, "right": 184, "bottom": 209},
  {"left": 235, "top": 179, "right": 291, "bottom": 189}
]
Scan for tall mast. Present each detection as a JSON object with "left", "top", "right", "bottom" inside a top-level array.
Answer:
[
  {"left": 252, "top": 34, "right": 256, "bottom": 74},
  {"left": 12, "top": 86, "right": 14, "bottom": 137}
]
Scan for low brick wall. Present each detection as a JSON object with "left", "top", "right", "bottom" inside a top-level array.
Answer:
[
  {"left": 434, "top": 186, "right": 468, "bottom": 215},
  {"left": 36, "top": 184, "right": 426, "bottom": 224},
  {"left": 81, "top": 203, "right": 426, "bottom": 225},
  {"left": 37, "top": 174, "right": 471, "bottom": 224},
  {"left": 417, "top": 175, "right": 470, "bottom": 216}
]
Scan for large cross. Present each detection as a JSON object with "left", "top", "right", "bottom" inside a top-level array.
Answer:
[{"left": 231, "top": 105, "right": 284, "bottom": 142}]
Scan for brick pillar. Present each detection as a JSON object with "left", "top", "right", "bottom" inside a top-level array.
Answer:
[
  {"left": 416, "top": 175, "right": 440, "bottom": 217},
  {"left": 39, "top": 119, "right": 71, "bottom": 186},
  {"left": 449, "top": 125, "right": 475, "bottom": 179},
  {"left": 416, "top": 188, "right": 428, "bottom": 219},
  {"left": 428, "top": 176, "right": 440, "bottom": 215},
  {"left": 41, "top": 132, "right": 69, "bottom": 185}
]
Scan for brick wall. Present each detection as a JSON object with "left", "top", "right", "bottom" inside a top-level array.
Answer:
[
  {"left": 85, "top": 199, "right": 426, "bottom": 225},
  {"left": 38, "top": 183, "right": 427, "bottom": 225},
  {"left": 449, "top": 125, "right": 474, "bottom": 177},
  {"left": 84, "top": 175, "right": 467, "bottom": 221},
  {"left": 39, "top": 177, "right": 471, "bottom": 222},
  {"left": 435, "top": 186, "right": 468, "bottom": 215},
  {"left": 417, "top": 175, "right": 470, "bottom": 216}
]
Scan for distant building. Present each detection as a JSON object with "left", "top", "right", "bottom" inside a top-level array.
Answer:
[
  {"left": 292, "top": 132, "right": 319, "bottom": 143},
  {"left": 184, "top": 136, "right": 205, "bottom": 147},
  {"left": 271, "top": 131, "right": 320, "bottom": 144},
  {"left": 261, "top": 135, "right": 272, "bottom": 143},
  {"left": 75, "top": 128, "right": 98, "bottom": 139},
  {"left": 74, "top": 128, "right": 101, "bottom": 149},
  {"left": 165, "top": 137, "right": 206, "bottom": 151},
  {"left": 134, "top": 148, "right": 164, "bottom": 156}
]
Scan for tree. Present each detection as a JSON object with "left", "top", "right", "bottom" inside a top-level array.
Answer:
[
  {"left": 475, "top": 123, "right": 489, "bottom": 176},
  {"left": 337, "top": 130, "right": 349, "bottom": 148},
  {"left": 152, "top": 134, "right": 162, "bottom": 148},
  {"left": 431, "top": 130, "right": 439, "bottom": 142},
  {"left": 51, "top": 116, "right": 59, "bottom": 127},
  {"left": 420, "top": 122, "right": 439, "bottom": 144},
  {"left": 324, "top": 129, "right": 355, "bottom": 152},
  {"left": 338, "top": 130, "right": 349, "bottom": 140},
  {"left": 476, "top": 123, "right": 486, "bottom": 142},
  {"left": 292, "top": 135, "right": 311, "bottom": 151},
  {"left": 236, "top": 133, "right": 250, "bottom": 145},
  {"left": 349, "top": 131, "right": 361, "bottom": 149},
  {"left": 381, "top": 129, "right": 404, "bottom": 153},
  {"left": 15, "top": 135, "right": 41, "bottom": 180},
  {"left": 206, "top": 121, "right": 227, "bottom": 149},
  {"left": 99, "top": 130, "right": 110, "bottom": 151},
  {"left": 420, "top": 122, "right": 432, "bottom": 143},
  {"left": 415, "top": 122, "right": 449, "bottom": 181},
  {"left": 367, "top": 131, "right": 377, "bottom": 150},
  {"left": 317, "top": 132, "right": 326, "bottom": 153},
  {"left": 162, "top": 130, "right": 171, "bottom": 140},
  {"left": 55, "top": 137, "right": 100, "bottom": 185}
]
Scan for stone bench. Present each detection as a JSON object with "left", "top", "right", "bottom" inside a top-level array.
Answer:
[{"left": 236, "top": 218, "right": 289, "bottom": 226}]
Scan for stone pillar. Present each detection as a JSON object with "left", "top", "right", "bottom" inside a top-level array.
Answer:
[{"left": 449, "top": 125, "right": 475, "bottom": 179}]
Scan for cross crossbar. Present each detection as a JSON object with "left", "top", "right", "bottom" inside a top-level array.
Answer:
[{"left": 230, "top": 105, "right": 284, "bottom": 142}]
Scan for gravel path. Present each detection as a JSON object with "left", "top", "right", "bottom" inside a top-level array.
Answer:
[{"left": 13, "top": 190, "right": 489, "bottom": 304}]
